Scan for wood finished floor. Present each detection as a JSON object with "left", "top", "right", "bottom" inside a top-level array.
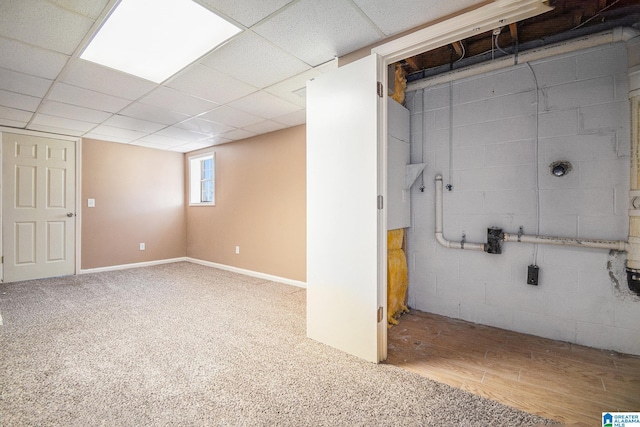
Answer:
[{"left": 386, "top": 310, "right": 640, "bottom": 426}]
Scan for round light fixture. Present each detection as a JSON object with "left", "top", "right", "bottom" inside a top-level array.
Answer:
[{"left": 549, "top": 161, "right": 572, "bottom": 177}]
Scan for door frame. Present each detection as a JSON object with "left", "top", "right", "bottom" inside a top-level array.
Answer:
[
  {"left": 0, "top": 127, "right": 82, "bottom": 282},
  {"left": 370, "top": 0, "right": 553, "bottom": 361}
]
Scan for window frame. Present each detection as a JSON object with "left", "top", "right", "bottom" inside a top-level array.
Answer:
[{"left": 188, "top": 152, "right": 215, "bottom": 206}]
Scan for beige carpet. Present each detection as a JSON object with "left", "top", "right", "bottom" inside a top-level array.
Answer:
[{"left": 0, "top": 262, "right": 555, "bottom": 426}]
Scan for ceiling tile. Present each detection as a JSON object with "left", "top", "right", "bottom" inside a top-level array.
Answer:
[
  {"left": 168, "top": 140, "right": 219, "bottom": 153},
  {"left": 0, "top": 37, "right": 69, "bottom": 79},
  {"left": 31, "top": 113, "right": 96, "bottom": 132},
  {"left": 198, "top": 135, "right": 232, "bottom": 146},
  {"left": 83, "top": 132, "right": 133, "bottom": 144},
  {"left": 139, "top": 86, "right": 219, "bottom": 116},
  {"left": 0, "top": 117, "right": 28, "bottom": 128},
  {"left": 222, "top": 128, "right": 256, "bottom": 141},
  {"left": 132, "top": 140, "right": 175, "bottom": 150},
  {"left": 0, "top": 0, "right": 94, "bottom": 55},
  {"left": 155, "top": 126, "right": 209, "bottom": 142},
  {"left": 29, "top": 123, "right": 84, "bottom": 136},
  {"left": 39, "top": 100, "right": 112, "bottom": 123},
  {"left": 243, "top": 120, "right": 287, "bottom": 134},
  {"left": 200, "top": 31, "right": 310, "bottom": 89},
  {"left": 273, "top": 109, "right": 306, "bottom": 126},
  {"left": 166, "top": 64, "right": 257, "bottom": 104},
  {"left": 264, "top": 59, "right": 337, "bottom": 106},
  {"left": 0, "top": 105, "right": 33, "bottom": 126},
  {"left": 138, "top": 134, "right": 188, "bottom": 147},
  {"left": 198, "top": 0, "right": 293, "bottom": 27},
  {"left": 0, "top": 68, "right": 53, "bottom": 98},
  {"left": 198, "top": 105, "right": 263, "bottom": 128},
  {"left": 101, "top": 115, "right": 167, "bottom": 133},
  {"left": 118, "top": 102, "right": 189, "bottom": 126},
  {"left": 174, "top": 117, "right": 235, "bottom": 135},
  {"left": 89, "top": 124, "right": 148, "bottom": 142},
  {"left": 0, "top": 89, "right": 41, "bottom": 112},
  {"left": 48, "top": 0, "right": 109, "bottom": 20},
  {"left": 48, "top": 83, "right": 131, "bottom": 113},
  {"left": 253, "top": 0, "right": 382, "bottom": 66},
  {"left": 228, "top": 91, "right": 301, "bottom": 119},
  {"left": 62, "top": 59, "right": 157, "bottom": 100},
  {"left": 352, "top": 0, "right": 484, "bottom": 36}
]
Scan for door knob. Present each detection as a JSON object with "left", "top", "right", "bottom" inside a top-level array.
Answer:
[{"left": 66, "top": 212, "right": 75, "bottom": 217}]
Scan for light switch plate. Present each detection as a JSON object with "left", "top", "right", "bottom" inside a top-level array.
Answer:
[{"left": 88, "top": 198, "right": 95, "bottom": 207}]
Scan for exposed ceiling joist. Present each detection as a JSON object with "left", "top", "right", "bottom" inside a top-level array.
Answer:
[{"left": 398, "top": 0, "right": 640, "bottom": 82}]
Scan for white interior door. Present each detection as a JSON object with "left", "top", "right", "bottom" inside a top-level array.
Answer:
[
  {"left": 2, "top": 132, "right": 76, "bottom": 283},
  {"left": 306, "top": 54, "right": 385, "bottom": 363}
]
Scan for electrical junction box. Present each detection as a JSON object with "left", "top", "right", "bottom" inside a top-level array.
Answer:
[{"left": 527, "top": 265, "right": 539, "bottom": 286}]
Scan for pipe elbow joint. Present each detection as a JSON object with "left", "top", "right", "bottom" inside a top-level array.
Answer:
[{"left": 435, "top": 232, "right": 450, "bottom": 248}]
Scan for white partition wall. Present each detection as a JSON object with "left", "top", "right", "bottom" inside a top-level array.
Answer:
[{"left": 306, "top": 54, "right": 384, "bottom": 363}]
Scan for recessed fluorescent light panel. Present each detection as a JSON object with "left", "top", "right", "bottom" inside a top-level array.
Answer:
[{"left": 81, "top": 0, "right": 241, "bottom": 83}]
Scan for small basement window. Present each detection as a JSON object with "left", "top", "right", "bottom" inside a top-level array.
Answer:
[{"left": 189, "top": 153, "right": 215, "bottom": 206}]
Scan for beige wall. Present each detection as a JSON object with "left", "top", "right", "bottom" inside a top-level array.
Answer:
[
  {"left": 81, "top": 138, "right": 186, "bottom": 269},
  {"left": 186, "top": 126, "right": 306, "bottom": 282}
]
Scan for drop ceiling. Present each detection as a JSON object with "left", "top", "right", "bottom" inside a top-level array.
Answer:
[{"left": 0, "top": 0, "right": 638, "bottom": 153}]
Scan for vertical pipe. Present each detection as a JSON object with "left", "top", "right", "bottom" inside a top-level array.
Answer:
[
  {"left": 434, "top": 175, "right": 485, "bottom": 251},
  {"left": 435, "top": 175, "right": 443, "bottom": 235}
]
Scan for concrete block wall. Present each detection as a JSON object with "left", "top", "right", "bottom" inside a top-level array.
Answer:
[{"left": 405, "top": 42, "right": 640, "bottom": 355}]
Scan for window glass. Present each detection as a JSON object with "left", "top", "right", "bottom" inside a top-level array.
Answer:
[{"left": 189, "top": 153, "right": 214, "bottom": 205}]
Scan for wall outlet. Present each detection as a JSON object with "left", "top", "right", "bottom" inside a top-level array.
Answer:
[
  {"left": 235, "top": 246, "right": 240, "bottom": 254},
  {"left": 139, "top": 243, "right": 145, "bottom": 251}
]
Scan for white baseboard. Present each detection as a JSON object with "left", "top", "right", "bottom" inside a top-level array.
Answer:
[
  {"left": 79, "top": 257, "right": 188, "bottom": 274},
  {"left": 79, "top": 257, "right": 307, "bottom": 289},
  {"left": 186, "top": 257, "right": 306, "bottom": 289}
]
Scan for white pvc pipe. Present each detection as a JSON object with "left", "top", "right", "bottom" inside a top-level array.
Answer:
[
  {"left": 502, "top": 232, "right": 629, "bottom": 252},
  {"left": 434, "top": 175, "right": 485, "bottom": 251},
  {"left": 407, "top": 28, "right": 640, "bottom": 93},
  {"left": 434, "top": 174, "right": 629, "bottom": 253}
]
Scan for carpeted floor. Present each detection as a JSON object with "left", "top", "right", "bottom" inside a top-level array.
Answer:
[{"left": 0, "top": 262, "right": 555, "bottom": 426}]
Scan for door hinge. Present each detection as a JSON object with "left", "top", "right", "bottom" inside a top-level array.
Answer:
[
  {"left": 377, "top": 195, "right": 383, "bottom": 210},
  {"left": 377, "top": 81, "right": 384, "bottom": 98},
  {"left": 0, "top": 256, "right": 3, "bottom": 264},
  {"left": 377, "top": 306, "right": 384, "bottom": 322}
]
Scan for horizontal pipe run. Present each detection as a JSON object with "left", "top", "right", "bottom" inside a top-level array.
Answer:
[
  {"left": 502, "top": 232, "right": 629, "bottom": 252},
  {"left": 435, "top": 174, "right": 485, "bottom": 252},
  {"left": 435, "top": 232, "right": 485, "bottom": 250},
  {"left": 407, "top": 28, "right": 640, "bottom": 92},
  {"left": 435, "top": 175, "right": 632, "bottom": 253},
  {"left": 435, "top": 174, "right": 629, "bottom": 253}
]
